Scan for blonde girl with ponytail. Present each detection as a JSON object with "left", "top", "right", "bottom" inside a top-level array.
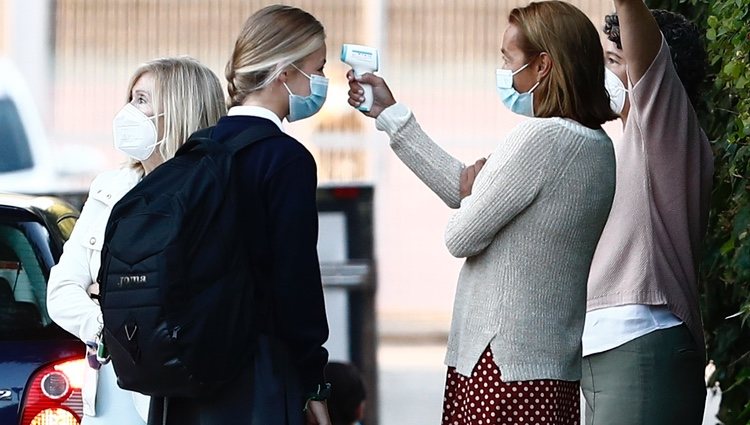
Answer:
[{"left": 151, "top": 5, "right": 332, "bottom": 425}]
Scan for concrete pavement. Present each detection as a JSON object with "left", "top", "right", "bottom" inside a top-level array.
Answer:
[
  {"left": 376, "top": 340, "right": 722, "bottom": 425},
  {"left": 378, "top": 342, "right": 446, "bottom": 425}
]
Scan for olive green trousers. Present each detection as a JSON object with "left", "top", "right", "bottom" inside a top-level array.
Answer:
[{"left": 581, "top": 325, "right": 705, "bottom": 425}]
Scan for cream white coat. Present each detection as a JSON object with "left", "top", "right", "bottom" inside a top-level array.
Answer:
[{"left": 47, "top": 167, "right": 149, "bottom": 420}]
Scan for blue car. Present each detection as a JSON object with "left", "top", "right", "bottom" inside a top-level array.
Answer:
[{"left": 0, "top": 193, "right": 85, "bottom": 425}]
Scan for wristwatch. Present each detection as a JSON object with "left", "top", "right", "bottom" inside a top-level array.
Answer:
[
  {"left": 304, "top": 383, "right": 332, "bottom": 412},
  {"left": 306, "top": 383, "right": 332, "bottom": 401}
]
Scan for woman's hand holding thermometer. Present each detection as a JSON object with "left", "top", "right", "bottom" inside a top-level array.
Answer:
[{"left": 341, "top": 44, "right": 379, "bottom": 112}]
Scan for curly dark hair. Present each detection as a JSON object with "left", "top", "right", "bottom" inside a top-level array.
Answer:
[{"left": 603, "top": 9, "right": 706, "bottom": 105}]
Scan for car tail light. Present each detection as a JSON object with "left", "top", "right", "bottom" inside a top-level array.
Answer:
[
  {"left": 28, "top": 408, "right": 79, "bottom": 425},
  {"left": 20, "top": 358, "right": 85, "bottom": 425}
]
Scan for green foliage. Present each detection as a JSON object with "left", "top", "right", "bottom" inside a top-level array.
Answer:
[
  {"left": 701, "top": 1, "right": 750, "bottom": 422},
  {"left": 645, "top": 0, "right": 708, "bottom": 23},
  {"left": 646, "top": 0, "right": 750, "bottom": 423},
  {"left": 605, "top": 0, "right": 750, "bottom": 419}
]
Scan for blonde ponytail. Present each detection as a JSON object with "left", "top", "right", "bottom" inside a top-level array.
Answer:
[{"left": 226, "top": 5, "right": 325, "bottom": 107}]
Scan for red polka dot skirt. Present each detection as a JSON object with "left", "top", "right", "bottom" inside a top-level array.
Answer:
[{"left": 442, "top": 347, "right": 580, "bottom": 425}]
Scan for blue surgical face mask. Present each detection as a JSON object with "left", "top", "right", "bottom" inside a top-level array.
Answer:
[
  {"left": 495, "top": 62, "right": 541, "bottom": 117},
  {"left": 283, "top": 65, "right": 329, "bottom": 122}
]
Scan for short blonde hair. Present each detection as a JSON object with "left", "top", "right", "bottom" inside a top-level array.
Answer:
[
  {"left": 125, "top": 56, "right": 226, "bottom": 172},
  {"left": 226, "top": 5, "right": 325, "bottom": 107},
  {"left": 509, "top": 1, "right": 617, "bottom": 126}
]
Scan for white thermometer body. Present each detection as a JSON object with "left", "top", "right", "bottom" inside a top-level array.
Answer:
[{"left": 341, "top": 44, "right": 379, "bottom": 112}]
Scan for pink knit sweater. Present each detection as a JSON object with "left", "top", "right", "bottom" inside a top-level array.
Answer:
[{"left": 586, "top": 36, "right": 714, "bottom": 352}]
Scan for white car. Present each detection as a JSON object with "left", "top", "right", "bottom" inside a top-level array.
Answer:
[
  {"left": 0, "top": 58, "right": 57, "bottom": 193},
  {"left": 0, "top": 59, "right": 94, "bottom": 196}
]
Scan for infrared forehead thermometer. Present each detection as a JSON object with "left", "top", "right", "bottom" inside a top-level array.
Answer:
[{"left": 341, "top": 44, "right": 379, "bottom": 112}]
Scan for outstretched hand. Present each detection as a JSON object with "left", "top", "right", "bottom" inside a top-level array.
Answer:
[
  {"left": 346, "top": 70, "right": 397, "bottom": 118},
  {"left": 460, "top": 158, "right": 487, "bottom": 199}
]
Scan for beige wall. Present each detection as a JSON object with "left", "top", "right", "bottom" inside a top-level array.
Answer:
[
  {"left": 50, "top": 0, "right": 615, "bottom": 170},
  {"left": 44, "top": 0, "right": 620, "bottom": 328},
  {"left": 52, "top": 0, "right": 368, "bottom": 172}
]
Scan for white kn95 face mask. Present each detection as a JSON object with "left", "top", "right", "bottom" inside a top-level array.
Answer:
[{"left": 112, "top": 103, "right": 163, "bottom": 161}]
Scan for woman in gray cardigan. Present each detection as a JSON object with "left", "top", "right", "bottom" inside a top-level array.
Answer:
[{"left": 347, "top": 2, "right": 616, "bottom": 424}]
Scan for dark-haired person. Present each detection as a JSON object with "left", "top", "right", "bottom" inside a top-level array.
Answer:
[
  {"left": 348, "top": 2, "right": 616, "bottom": 423},
  {"left": 581, "top": 1, "right": 713, "bottom": 424},
  {"left": 325, "top": 362, "right": 366, "bottom": 425}
]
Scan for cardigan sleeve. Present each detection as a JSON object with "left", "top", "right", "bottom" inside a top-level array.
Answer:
[
  {"left": 444, "top": 122, "right": 548, "bottom": 258},
  {"left": 377, "top": 103, "right": 465, "bottom": 209}
]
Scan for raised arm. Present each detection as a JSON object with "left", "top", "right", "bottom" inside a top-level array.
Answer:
[
  {"left": 614, "top": 0, "right": 663, "bottom": 84},
  {"left": 382, "top": 108, "right": 465, "bottom": 208},
  {"left": 348, "top": 72, "right": 465, "bottom": 208}
]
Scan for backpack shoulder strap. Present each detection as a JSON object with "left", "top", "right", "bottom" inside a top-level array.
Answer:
[
  {"left": 177, "top": 124, "right": 284, "bottom": 157},
  {"left": 223, "top": 124, "right": 284, "bottom": 155},
  {"left": 176, "top": 127, "right": 216, "bottom": 156}
]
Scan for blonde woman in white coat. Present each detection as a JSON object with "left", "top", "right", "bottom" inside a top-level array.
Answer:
[{"left": 47, "top": 57, "right": 226, "bottom": 424}]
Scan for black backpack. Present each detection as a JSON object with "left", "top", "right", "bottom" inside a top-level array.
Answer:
[{"left": 98, "top": 124, "right": 280, "bottom": 397}]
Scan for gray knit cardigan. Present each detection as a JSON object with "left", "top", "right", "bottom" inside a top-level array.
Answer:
[{"left": 376, "top": 104, "right": 616, "bottom": 381}]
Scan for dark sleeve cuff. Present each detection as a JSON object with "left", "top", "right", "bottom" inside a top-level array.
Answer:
[{"left": 298, "top": 346, "right": 328, "bottom": 395}]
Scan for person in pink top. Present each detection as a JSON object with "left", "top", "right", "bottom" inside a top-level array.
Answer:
[{"left": 580, "top": 1, "right": 713, "bottom": 424}]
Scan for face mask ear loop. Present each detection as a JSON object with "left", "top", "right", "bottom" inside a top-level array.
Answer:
[
  {"left": 144, "top": 139, "right": 165, "bottom": 151},
  {"left": 147, "top": 112, "right": 163, "bottom": 147},
  {"left": 282, "top": 82, "right": 294, "bottom": 96},
  {"left": 282, "top": 64, "right": 303, "bottom": 96},
  {"left": 291, "top": 63, "right": 312, "bottom": 80},
  {"left": 528, "top": 80, "right": 542, "bottom": 94},
  {"left": 148, "top": 112, "right": 164, "bottom": 140},
  {"left": 511, "top": 62, "right": 531, "bottom": 76}
]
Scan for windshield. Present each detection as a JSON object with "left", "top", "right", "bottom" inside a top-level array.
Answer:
[{"left": 0, "top": 97, "right": 34, "bottom": 173}]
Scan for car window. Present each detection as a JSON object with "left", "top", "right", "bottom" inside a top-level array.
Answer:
[
  {"left": 0, "top": 222, "right": 54, "bottom": 339},
  {"left": 0, "top": 97, "right": 34, "bottom": 173}
]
